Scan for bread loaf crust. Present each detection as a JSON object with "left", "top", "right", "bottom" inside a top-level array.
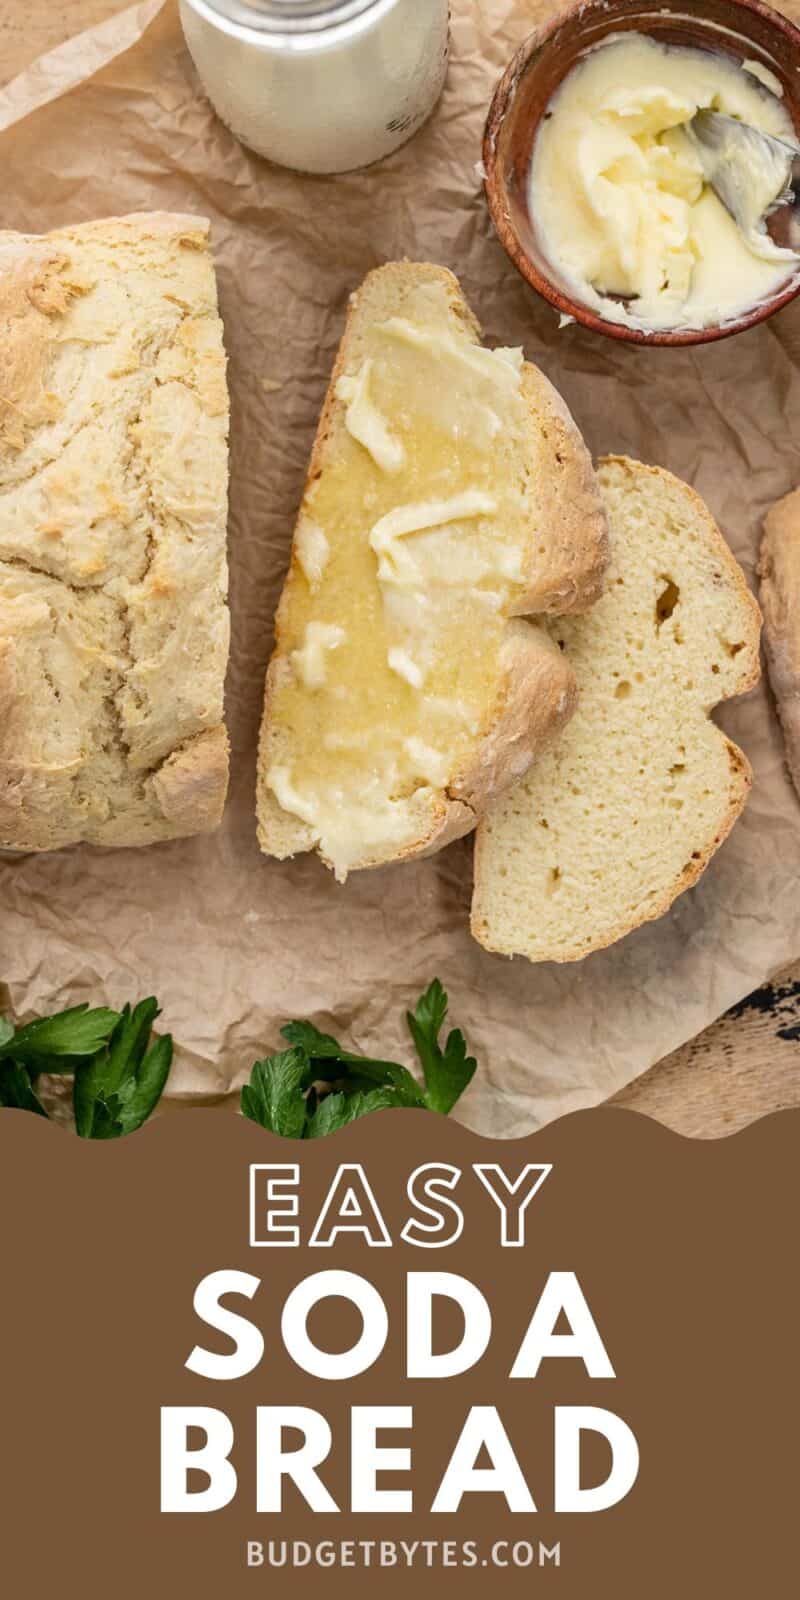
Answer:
[
  {"left": 511, "top": 366, "right": 608, "bottom": 616},
  {"left": 257, "top": 262, "right": 607, "bottom": 873},
  {"left": 452, "top": 623, "right": 577, "bottom": 808},
  {"left": 0, "top": 213, "right": 230, "bottom": 851},
  {"left": 759, "top": 487, "right": 800, "bottom": 798}
]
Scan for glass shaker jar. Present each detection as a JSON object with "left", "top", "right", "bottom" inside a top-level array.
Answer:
[{"left": 179, "top": 0, "right": 451, "bottom": 175}]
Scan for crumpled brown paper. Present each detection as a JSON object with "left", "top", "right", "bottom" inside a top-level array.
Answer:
[{"left": 2, "top": 0, "right": 800, "bottom": 1136}]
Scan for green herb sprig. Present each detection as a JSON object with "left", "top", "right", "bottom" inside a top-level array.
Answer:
[
  {"left": 241, "top": 979, "right": 476, "bottom": 1138},
  {"left": 1, "top": 979, "right": 477, "bottom": 1142},
  {"left": 0, "top": 999, "right": 173, "bottom": 1138}
]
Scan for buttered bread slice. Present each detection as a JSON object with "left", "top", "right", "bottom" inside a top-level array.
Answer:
[
  {"left": 472, "top": 457, "right": 762, "bottom": 962},
  {"left": 257, "top": 263, "right": 608, "bottom": 879}
]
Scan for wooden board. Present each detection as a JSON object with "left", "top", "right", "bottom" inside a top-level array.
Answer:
[{"left": 2, "top": 0, "right": 800, "bottom": 1136}]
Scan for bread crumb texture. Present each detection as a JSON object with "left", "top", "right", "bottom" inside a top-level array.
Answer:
[
  {"left": 0, "top": 214, "right": 230, "bottom": 850},
  {"left": 257, "top": 263, "right": 607, "bottom": 879},
  {"left": 472, "top": 456, "right": 762, "bottom": 962}
]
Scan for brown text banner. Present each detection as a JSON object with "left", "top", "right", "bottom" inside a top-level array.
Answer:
[{"left": 0, "top": 1105, "right": 797, "bottom": 1593}]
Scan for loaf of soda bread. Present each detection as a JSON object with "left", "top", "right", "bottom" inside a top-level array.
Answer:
[
  {"left": 472, "top": 457, "right": 762, "bottom": 961},
  {"left": 0, "top": 213, "right": 230, "bottom": 850},
  {"left": 257, "top": 262, "right": 608, "bottom": 880}
]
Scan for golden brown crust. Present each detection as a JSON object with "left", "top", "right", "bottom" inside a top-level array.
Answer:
[
  {"left": 332, "top": 792, "right": 478, "bottom": 874},
  {"left": 257, "top": 261, "right": 605, "bottom": 871},
  {"left": 257, "top": 653, "right": 315, "bottom": 859},
  {"left": 511, "top": 368, "right": 609, "bottom": 616},
  {"left": 0, "top": 213, "right": 230, "bottom": 851},
  {"left": 759, "top": 486, "right": 800, "bottom": 797},
  {"left": 453, "top": 623, "right": 577, "bottom": 809}
]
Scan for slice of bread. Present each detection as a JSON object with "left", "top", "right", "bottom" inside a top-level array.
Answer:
[
  {"left": 257, "top": 263, "right": 608, "bottom": 880},
  {"left": 472, "top": 456, "right": 762, "bottom": 962},
  {"left": 759, "top": 487, "right": 800, "bottom": 798}
]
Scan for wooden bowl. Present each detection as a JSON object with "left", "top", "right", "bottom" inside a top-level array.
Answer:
[{"left": 483, "top": 0, "right": 800, "bottom": 345}]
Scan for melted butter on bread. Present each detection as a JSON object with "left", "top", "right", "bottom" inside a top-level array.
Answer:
[{"left": 258, "top": 264, "right": 608, "bottom": 878}]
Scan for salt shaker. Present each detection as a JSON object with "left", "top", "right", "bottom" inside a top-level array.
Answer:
[{"left": 179, "top": 0, "right": 451, "bottom": 175}]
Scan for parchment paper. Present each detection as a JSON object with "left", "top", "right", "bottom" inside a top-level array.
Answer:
[{"left": 2, "top": 0, "right": 799, "bottom": 1136}]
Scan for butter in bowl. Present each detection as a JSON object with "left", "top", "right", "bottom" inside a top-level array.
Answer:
[{"left": 483, "top": 0, "right": 800, "bottom": 344}]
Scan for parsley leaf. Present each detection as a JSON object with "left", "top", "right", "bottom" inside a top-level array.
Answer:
[
  {"left": 280, "top": 1021, "right": 344, "bottom": 1060},
  {"left": 0, "top": 1061, "right": 49, "bottom": 1117},
  {"left": 78, "top": 1097, "right": 125, "bottom": 1141},
  {"left": 407, "top": 978, "right": 477, "bottom": 1115},
  {"left": 240, "top": 1048, "right": 309, "bottom": 1137},
  {"left": 281, "top": 1021, "right": 426, "bottom": 1105},
  {"left": 0, "top": 1005, "right": 119, "bottom": 1068},
  {"left": 241, "top": 980, "right": 476, "bottom": 1137},
  {"left": 306, "top": 1086, "right": 408, "bottom": 1139},
  {"left": 0, "top": 998, "right": 172, "bottom": 1136},
  {"left": 73, "top": 1000, "right": 173, "bottom": 1139}
]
